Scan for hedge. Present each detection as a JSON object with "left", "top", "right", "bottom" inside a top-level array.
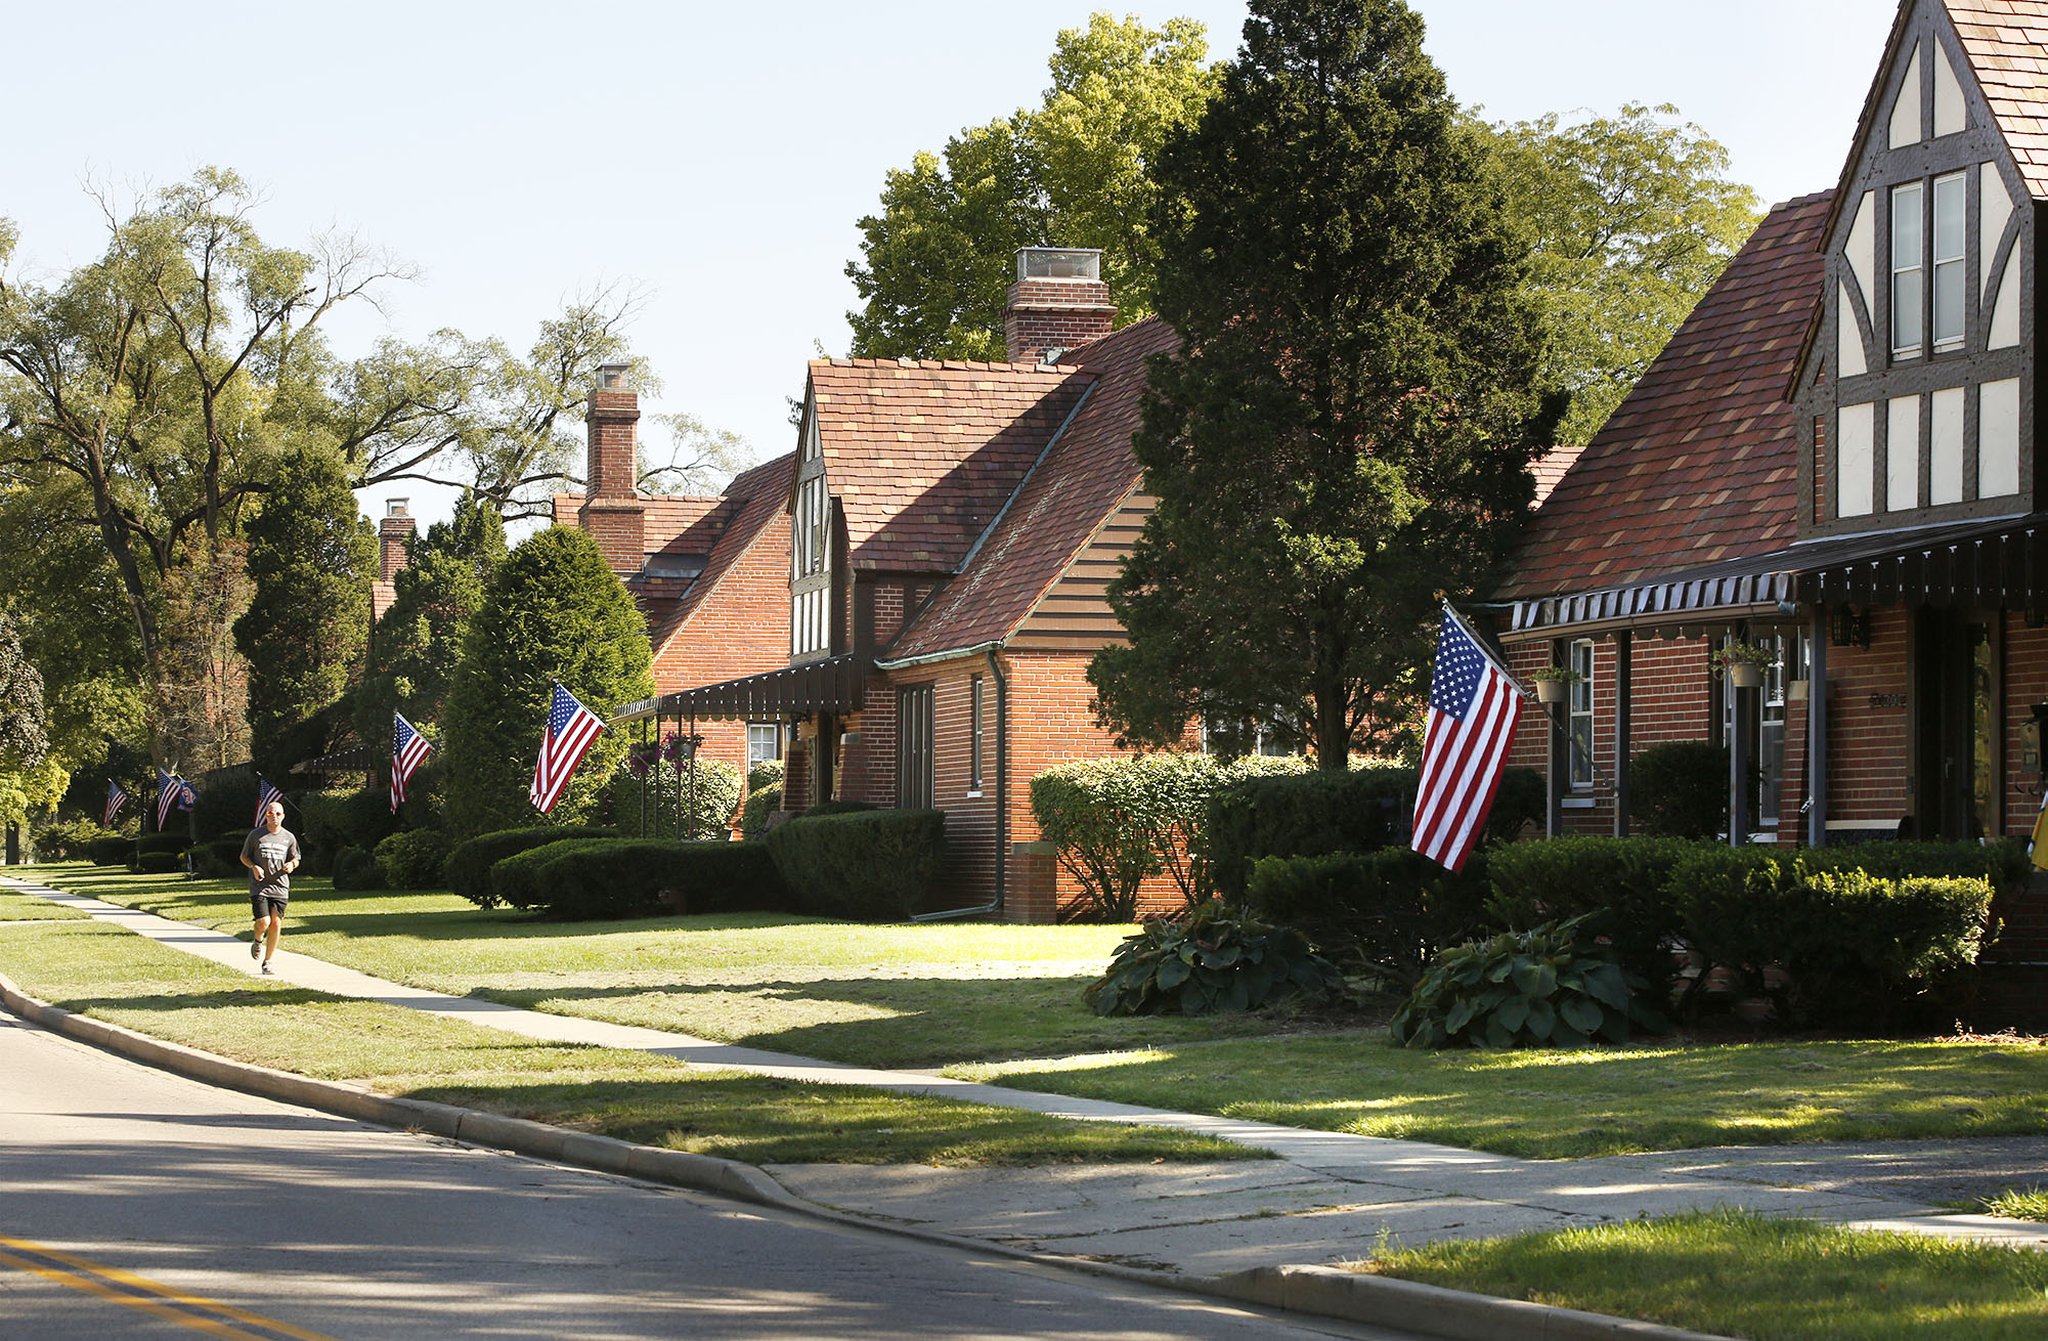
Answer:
[
  {"left": 332, "top": 844, "right": 387, "bottom": 891},
  {"left": 295, "top": 789, "right": 400, "bottom": 876},
  {"left": 443, "top": 826, "right": 619, "bottom": 909},
  {"left": 374, "top": 829, "right": 453, "bottom": 889},
  {"left": 489, "top": 838, "right": 616, "bottom": 911},
  {"left": 1483, "top": 836, "right": 1699, "bottom": 998},
  {"left": 765, "top": 808, "right": 944, "bottom": 920},
  {"left": 1206, "top": 765, "right": 1417, "bottom": 899},
  {"left": 87, "top": 836, "right": 132, "bottom": 866},
  {"left": 521, "top": 839, "right": 789, "bottom": 919},
  {"left": 1242, "top": 847, "right": 1490, "bottom": 989}
]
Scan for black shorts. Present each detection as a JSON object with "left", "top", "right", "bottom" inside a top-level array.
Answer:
[{"left": 250, "top": 893, "right": 288, "bottom": 920}]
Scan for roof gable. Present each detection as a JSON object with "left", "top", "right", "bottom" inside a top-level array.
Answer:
[{"left": 646, "top": 452, "right": 795, "bottom": 653}]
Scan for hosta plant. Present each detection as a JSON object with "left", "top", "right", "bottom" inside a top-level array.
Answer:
[
  {"left": 1083, "top": 899, "right": 1344, "bottom": 1017},
  {"left": 1390, "top": 916, "right": 1665, "bottom": 1049}
]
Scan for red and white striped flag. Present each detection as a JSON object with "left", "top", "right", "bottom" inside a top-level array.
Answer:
[
  {"left": 392, "top": 713, "right": 434, "bottom": 813},
  {"left": 254, "top": 776, "right": 284, "bottom": 826},
  {"left": 104, "top": 780, "right": 127, "bottom": 828},
  {"left": 529, "top": 683, "right": 604, "bottom": 815},
  {"left": 1412, "top": 604, "right": 1525, "bottom": 872}
]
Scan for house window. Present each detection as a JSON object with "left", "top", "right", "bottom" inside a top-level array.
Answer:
[
  {"left": 747, "top": 722, "right": 781, "bottom": 768},
  {"left": 791, "top": 446, "right": 831, "bottom": 658},
  {"left": 1567, "top": 639, "right": 1595, "bottom": 790},
  {"left": 897, "top": 683, "right": 935, "bottom": 809},
  {"left": 968, "top": 675, "right": 984, "bottom": 794},
  {"left": 1932, "top": 172, "right": 1966, "bottom": 351},
  {"left": 1201, "top": 712, "right": 1296, "bottom": 760},
  {"left": 1721, "top": 634, "right": 1791, "bottom": 832},
  {"left": 1891, "top": 181, "right": 1923, "bottom": 356}
]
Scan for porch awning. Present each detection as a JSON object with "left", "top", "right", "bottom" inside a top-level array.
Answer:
[
  {"left": 610, "top": 653, "right": 868, "bottom": 725},
  {"left": 1508, "top": 513, "right": 2048, "bottom": 639}
]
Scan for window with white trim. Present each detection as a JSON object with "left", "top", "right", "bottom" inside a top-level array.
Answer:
[
  {"left": 1567, "top": 639, "right": 1596, "bottom": 789},
  {"left": 747, "top": 723, "right": 781, "bottom": 767},
  {"left": 1891, "top": 182, "right": 1924, "bottom": 355},
  {"left": 1932, "top": 172, "right": 1966, "bottom": 351},
  {"left": 968, "top": 675, "right": 984, "bottom": 794},
  {"left": 791, "top": 427, "right": 832, "bottom": 658}
]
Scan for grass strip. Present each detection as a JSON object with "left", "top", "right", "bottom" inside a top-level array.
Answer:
[
  {"left": 0, "top": 918, "right": 1254, "bottom": 1167},
  {"left": 1358, "top": 1208, "right": 2048, "bottom": 1340},
  {"left": 32, "top": 865, "right": 2048, "bottom": 1160},
  {"left": 1982, "top": 1188, "right": 2048, "bottom": 1221},
  {"left": 0, "top": 889, "right": 90, "bottom": 921}
]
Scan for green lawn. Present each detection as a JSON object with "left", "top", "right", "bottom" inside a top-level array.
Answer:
[
  {"left": 19, "top": 863, "right": 2048, "bottom": 1160},
  {"left": 1361, "top": 1209, "right": 2048, "bottom": 1340}
]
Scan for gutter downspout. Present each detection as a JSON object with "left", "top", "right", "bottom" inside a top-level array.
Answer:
[{"left": 897, "top": 642, "right": 1007, "bottom": 922}]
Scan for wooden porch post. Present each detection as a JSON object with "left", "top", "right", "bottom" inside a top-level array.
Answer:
[{"left": 1612, "top": 629, "right": 1632, "bottom": 838}]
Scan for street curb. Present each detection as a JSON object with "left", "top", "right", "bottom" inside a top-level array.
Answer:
[
  {"left": 0, "top": 970, "right": 801, "bottom": 1214},
  {"left": 1211, "top": 1265, "right": 1736, "bottom": 1341}
]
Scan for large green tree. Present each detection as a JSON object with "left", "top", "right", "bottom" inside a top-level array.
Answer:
[
  {"left": 233, "top": 450, "right": 377, "bottom": 779},
  {"left": 845, "top": 13, "right": 1219, "bottom": 359},
  {"left": 1090, "top": 0, "right": 1560, "bottom": 771},
  {"left": 439, "top": 526, "right": 653, "bottom": 837}
]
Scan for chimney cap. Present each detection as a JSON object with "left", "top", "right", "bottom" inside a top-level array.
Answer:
[
  {"left": 596, "top": 362, "right": 632, "bottom": 389},
  {"left": 1016, "top": 247, "right": 1101, "bottom": 282},
  {"left": 385, "top": 498, "right": 409, "bottom": 517}
]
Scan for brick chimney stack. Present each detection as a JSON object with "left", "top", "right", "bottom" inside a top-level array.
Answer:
[
  {"left": 378, "top": 499, "right": 415, "bottom": 581},
  {"left": 1004, "top": 247, "right": 1115, "bottom": 365},
  {"left": 579, "top": 363, "right": 647, "bottom": 574}
]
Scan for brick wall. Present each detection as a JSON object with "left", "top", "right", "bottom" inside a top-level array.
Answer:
[
  {"left": 1817, "top": 611, "right": 1911, "bottom": 833},
  {"left": 1003, "top": 277, "right": 1115, "bottom": 365}
]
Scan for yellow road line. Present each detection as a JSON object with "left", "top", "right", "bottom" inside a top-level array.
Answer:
[{"left": 0, "top": 1234, "right": 336, "bottom": 1341}]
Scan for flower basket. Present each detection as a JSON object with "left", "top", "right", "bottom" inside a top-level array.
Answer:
[
  {"left": 1528, "top": 666, "right": 1582, "bottom": 705},
  {"left": 1535, "top": 678, "right": 1570, "bottom": 704},
  {"left": 1727, "top": 662, "right": 1763, "bottom": 689},
  {"left": 1710, "top": 640, "right": 1776, "bottom": 689}
]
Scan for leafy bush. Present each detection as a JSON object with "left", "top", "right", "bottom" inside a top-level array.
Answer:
[
  {"left": 1242, "top": 847, "right": 1490, "bottom": 990},
  {"left": 610, "top": 757, "right": 744, "bottom": 840},
  {"left": 741, "top": 778, "right": 783, "bottom": 841},
  {"left": 523, "top": 838, "right": 790, "bottom": 919},
  {"left": 1487, "top": 767, "right": 1547, "bottom": 841},
  {"left": 296, "top": 789, "right": 400, "bottom": 875},
  {"left": 87, "top": 836, "right": 132, "bottom": 866},
  {"left": 374, "top": 829, "right": 452, "bottom": 889},
  {"left": 1484, "top": 836, "right": 1697, "bottom": 999},
  {"left": 1205, "top": 763, "right": 1415, "bottom": 899},
  {"left": 1390, "top": 917, "right": 1665, "bottom": 1049},
  {"left": 134, "top": 851, "right": 185, "bottom": 875},
  {"left": 489, "top": 837, "right": 616, "bottom": 911},
  {"left": 1629, "top": 742, "right": 1731, "bottom": 838},
  {"left": 747, "top": 758, "right": 784, "bottom": 792},
  {"left": 132, "top": 832, "right": 188, "bottom": 870},
  {"left": 1031, "top": 759, "right": 1163, "bottom": 921},
  {"left": 1083, "top": 899, "right": 1344, "bottom": 1016},
  {"left": 189, "top": 837, "right": 246, "bottom": 879},
  {"left": 442, "top": 825, "right": 619, "bottom": 909},
  {"left": 32, "top": 817, "right": 119, "bottom": 861},
  {"left": 765, "top": 808, "right": 945, "bottom": 920},
  {"left": 804, "top": 799, "right": 877, "bottom": 817},
  {"left": 331, "top": 844, "right": 387, "bottom": 891}
]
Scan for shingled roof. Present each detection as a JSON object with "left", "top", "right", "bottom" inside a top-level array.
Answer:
[
  {"left": 1494, "top": 192, "right": 1832, "bottom": 602},
  {"left": 886, "top": 316, "right": 1176, "bottom": 660},
  {"left": 810, "top": 357, "right": 1092, "bottom": 573},
  {"left": 644, "top": 452, "right": 793, "bottom": 652},
  {"left": 1949, "top": 1, "right": 2048, "bottom": 194}
]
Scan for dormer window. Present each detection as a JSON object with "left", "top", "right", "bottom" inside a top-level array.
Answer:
[
  {"left": 1891, "top": 183, "right": 1923, "bottom": 356},
  {"left": 1931, "top": 173, "right": 1966, "bottom": 351},
  {"left": 1891, "top": 173, "right": 1969, "bottom": 360}
]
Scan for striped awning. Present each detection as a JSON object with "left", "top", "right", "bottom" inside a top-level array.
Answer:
[{"left": 611, "top": 654, "right": 868, "bottom": 724}]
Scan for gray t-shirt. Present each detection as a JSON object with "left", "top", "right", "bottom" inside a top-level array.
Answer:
[{"left": 241, "top": 826, "right": 302, "bottom": 901}]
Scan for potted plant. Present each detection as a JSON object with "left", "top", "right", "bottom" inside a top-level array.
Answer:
[
  {"left": 1528, "top": 665, "right": 1583, "bottom": 705},
  {"left": 1711, "top": 640, "right": 1776, "bottom": 689}
]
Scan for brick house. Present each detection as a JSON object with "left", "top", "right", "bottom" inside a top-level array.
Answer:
[{"left": 1492, "top": 0, "right": 2048, "bottom": 1002}]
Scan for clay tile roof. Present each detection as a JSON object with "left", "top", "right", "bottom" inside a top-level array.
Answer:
[
  {"left": 1494, "top": 192, "right": 1833, "bottom": 602},
  {"left": 887, "top": 316, "right": 1179, "bottom": 659},
  {"left": 1949, "top": 1, "right": 2048, "bottom": 197},
  {"left": 811, "top": 357, "right": 1092, "bottom": 572},
  {"left": 645, "top": 452, "right": 794, "bottom": 651}
]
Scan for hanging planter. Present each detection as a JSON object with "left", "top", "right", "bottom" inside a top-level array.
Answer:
[
  {"left": 1711, "top": 640, "right": 1776, "bottom": 690},
  {"left": 1528, "top": 665, "right": 1582, "bottom": 705}
]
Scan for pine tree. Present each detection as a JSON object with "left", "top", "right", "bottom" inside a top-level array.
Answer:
[
  {"left": 1090, "top": 0, "right": 1561, "bottom": 769},
  {"left": 439, "top": 526, "right": 653, "bottom": 837}
]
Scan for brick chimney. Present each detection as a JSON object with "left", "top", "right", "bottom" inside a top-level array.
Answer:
[
  {"left": 579, "top": 363, "right": 646, "bottom": 574},
  {"left": 1004, "top": 247, "right": 1116, "bottom": 365},
  {"left": 378, "top": 499, "right": 415, "bottom": 581}
]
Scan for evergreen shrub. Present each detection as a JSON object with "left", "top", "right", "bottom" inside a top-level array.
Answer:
[
  {"left": 296, "top": 789, "right": 399, "bottom": 875},
  {"left": 32, "top": 818, "right": 118, "bottom": 861},
  {"left": 488, "top": 837, "right": 615, "bottom": 911},
  {"left": 87, "top": 836, "right": 131, "bottom": 866},
  {"left": 190, "top": 773, "right": 261, "bottom": 842},
  {"left": 765, "top": 808, "right": 944, "bottom": 920},
  {"left": 1484, "top": 836, "right": 1697, "bottom": 999},
  {"left": 134, "top": 851, "right": 184, "bottom": 875},
  {"left": 332, "top": 845, "right": 387, "bottom": 891},
  {"left": 442, "top": 826, "right": 619, "bottom": 908},
  {"left": 741, "top": 779, "right": 783, "bottom": 840},
  {"left": 1205, "top": 763, "right": 1416, "bottom": 898},
  {"left": 374, "top": 829, "right": 452, "bottom": 889},
  {"left": 189, "top": 837, "right": 245, "bottom": 879},
  {"left": 1242, "top": 847, "right": 1489, "bottom": 989},
  {"left": 523, "top": 839, "right": 789, "bottom": 919}
]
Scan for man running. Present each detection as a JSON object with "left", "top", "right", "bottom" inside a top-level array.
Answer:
[{"left": 239, "top": 800, "right": 300, "bottom": 975}]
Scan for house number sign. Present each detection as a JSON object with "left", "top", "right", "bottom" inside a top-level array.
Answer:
[{"left": 1868, "top": 692, "right": 1907, "bottom": 709}]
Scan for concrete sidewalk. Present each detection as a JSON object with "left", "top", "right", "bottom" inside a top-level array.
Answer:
[{"left": 6, "top": 872, "right": 2046, "bottom": 1336}]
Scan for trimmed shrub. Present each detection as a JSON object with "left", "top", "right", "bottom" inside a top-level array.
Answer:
[
  {"left": 87, "top": 836, "right": 132, "bottom": 866},
  {"left": 135, "top": 851, "right": 185, "bottom": 875},
  {"left": 1483, "top": 836, "right": 1697, "bottom": 999},
  {"left": 32, "top": 817, "right": 120, "bottom": 861},
  {"left": 442, "top": 825, "right": 619, "bottom": 909},
  {"left": 1206, "top": 764, "right": 1416, "bottom": 899},
  {"left": 618, "top": 756, "right": 744, "bottom": 840},
  {"left": 1031, "top": 759, "right": 1163, "bottom": 921},
  {"left": 765, "top": 808, "right": 945, "bottom": 920},
  {"left": 804, "top": 799, "right": 877, "bottom": 818},
  {"left": 1242, "top": 847, "right": 1491, "bottom": 990},
  {"left": 189, "top": 837, "right": 245, "bottom": 880},
  {"left": 1084, "top": 899, "right": 1344, "bottom": 1016},
  {"left": 523, "top": 839, "right": 790, "bottom": 919},
  {"left": 374, "top": 829, "right": 452, "bottom": 889},
  {"left": 741, "top": 778, "right": 783, "bottom": 841},
  {"left": 296, "top": 789, "right": 399, "bottom": 876},
  {"left": 131, "top": 832, "right": 187, "bottom": 870},
  {"left": 1391, "top": 917, "right": 1666, "bottom": 1049},
  {"left": 331, "top": 845, "right": 387, "bottom": 891},
  {"left": 489, "top": 838, "right": 616, "bottom": 911},
  {"left": 1629, "top": 742, "right": 1731, "bottom": 838},
  {"left": 747, "top": 759, "right": 784, "bottom": 792}
]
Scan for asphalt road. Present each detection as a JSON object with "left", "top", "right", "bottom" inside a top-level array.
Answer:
[{"left": 0, "top": 1010, "right": 1417, "bottom": 1340}]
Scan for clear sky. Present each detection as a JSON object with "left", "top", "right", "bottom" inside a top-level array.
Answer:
[{"left": 5, "top": 1, "right": 1899, "bottom": 526}]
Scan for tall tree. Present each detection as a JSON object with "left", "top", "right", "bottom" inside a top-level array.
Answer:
[
  {"left": 846, "top": 14, "right": 1219, "bottom": 359},
  {"left": 1091, "top": 0, "right": 1560, "bottom": 771},
  {"left": 234, "top": 449, "right": 377, "bottom": 779},
  {"left": 439, "top": 526, "right": 653, "bottom": 837}
]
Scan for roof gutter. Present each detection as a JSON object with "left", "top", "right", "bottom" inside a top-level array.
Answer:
[{"left": 873, "top": 640, "right": 1002, "bottom": 673}]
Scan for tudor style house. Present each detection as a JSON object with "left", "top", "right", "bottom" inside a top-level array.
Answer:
[{"left": 1494, "top": 0, "right": 2048, "bottom": 1000}]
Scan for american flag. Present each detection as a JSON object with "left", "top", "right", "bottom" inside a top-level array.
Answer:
[
  {"left": 392, "top": 712, "right": 434, "bottom": 813},
  {"left": 155, "top": 767, "right": 196, "bottom": 832},
  {"left": 254, "top": 775, "right": 285, "bottom": 827},
  {"left": 1412, "top": 604, "right": 1525, "bottom": 872},
  {"left": 104, "top": 780, "right": 127, "bottom": 828},
  {"left": 529, "top": 683, "right": 605, "bottom": 814}
]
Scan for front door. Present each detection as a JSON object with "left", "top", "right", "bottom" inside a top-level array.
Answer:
[{"left": 1912, "top": 608, "right": 1998, "bottom": 839}]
